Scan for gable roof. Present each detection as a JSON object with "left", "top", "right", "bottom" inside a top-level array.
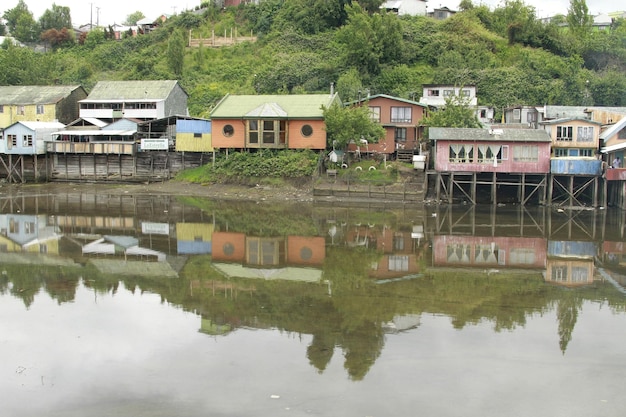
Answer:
[
  {"left": 210, "top": 93, "right": 341, "bottom": 119},
  {"left": 0, "top": 85, "right": 84, "bottom": 105},
  {"left": 429, "top": 127, "right": 552, "bottom": 142},
  {"left": 346, "top": 94, "right": 426, "bottom": 108},
  {"left": 5, "top": 121, "right": 65, "bottom": 131},
  {"left": 600, "top": 115, "right": 626, "bottom": 141},
  {"left": 83, "top": 80, "right": 184, "bottom": 101}
]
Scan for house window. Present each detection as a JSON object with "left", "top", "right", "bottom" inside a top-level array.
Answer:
[
  {"left": 0, "top": 105, "right": 3, "bottom": 113},
  {"left": 369, "top": 107, "right": 381, "bottom": 122},
  {"left": 17, "top": 106, "right": 25, "bottom": 115},
  {"left": 554, "top": 148, "right": 569, "bottom": 157},
  {"left": 551, "top": 266, "right": 568, "bottom": 282},
  {"left": 449, "top": 144, "right": 474, "bottom": 163},
  {"left": 577, "top": 126, "right": 594, "bottom": 142},
  {"left": 443, "top": 90, "right": 454, "bottom": 97},
  {"left": 391, "top": 107, "right": 411, "bottom": 123},
  {"left": 480, "top": 109, "right": 487, "bottom": 118},
  {"left": 193, "top": 133, "right": 202, "bottom": 138},
  {"left": 8, "top": 134, "right": 17, "bottom": 149},
  {"left": 428, "top": 89, "right": 439, "bottom": 96},
  {"left": 477, "top": 144, "right": 504, "bottom": 163},
  {"left": 513, "top": 145, "right": 538, "bottom": 162},
  {"left": 388, "top": 255, "right": 409, "bottom": 272},
  {"left": 461, "top": 89, "right": 471, "bottom": 97},
  {"left": 23, "top": 135, "right": 33, "bottom": 147},
  {"left": 513, "top": 109, "right": 521, "bottom": 121},
  {"left": 395, "top": 127, "right": 407, "bottom": 142},
  {"left": 527, "top": 112, "right": 537, "bottom": 122},
  {"left": 25, "top": 222, "right": 36, "bottom": 234},
  {"left": 40, "top": 244, "right": 48, "bottom": 254},
  {"left": 301, "top": 124, "right": 313, "bottom": 137},
  {"left": 556, "top": 126, "right": 573, "bottom": 141},
  {"left": 579, "top": 149, "right": 594, "bottom": 157},
  {"left": 247, "top": 120, "right": 286, "bottom": 146},
  {"left": 36, "top": 105, "right": 44, "bottom": 114},
  {"left": 618, "top": 128, "right": 626, "bottom": 140},
  {"left": 247, "top": 238, "right": 280, "bottom": 266},
  {"left": 223, "top": 124, "right": 234, "bottom": 137}
]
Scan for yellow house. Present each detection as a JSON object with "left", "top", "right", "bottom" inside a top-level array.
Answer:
[
  {"left": 540, "top": 117, "right": 602, "bottom": 158},
  {"left": 0, "top": 85, "right": 87, "bottom": 129}
]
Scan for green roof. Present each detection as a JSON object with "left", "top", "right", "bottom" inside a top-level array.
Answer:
[
  {"left": 0, "top": 85, "right": 84, "bottom": 105},
  {"left": 210, "top": 93, "right": 342, "bottom": 119},
  {"left": 83, "top": 80, "right": 183, "bottom": 101}
]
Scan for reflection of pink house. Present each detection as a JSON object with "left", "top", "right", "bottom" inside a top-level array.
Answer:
[
  {"left": 347, "top": 94, "right": 426, "bottom": 155},
  {"left": 429, "top": 127, "right": 552, "bottom": 173},
  {"left": 432, "top": 235, "right": 547, "bottom": 269}
]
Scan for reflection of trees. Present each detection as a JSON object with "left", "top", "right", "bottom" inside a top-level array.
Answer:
[{"left": 556, "top": 292, "right": 583, "bottom": 354}]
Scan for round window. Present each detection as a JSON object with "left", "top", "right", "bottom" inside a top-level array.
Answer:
[
  {"left": 223, "top": 243, "right": 235, "bottom": 256},
  {"left": 223, "top": 124, "right": 234, "bottom": 137},
  {"left": 301, "top": 124, "right": 313, "bottom": 137},
  {"left": 300, "top": 247, "right": 313, "bottom": 261}
]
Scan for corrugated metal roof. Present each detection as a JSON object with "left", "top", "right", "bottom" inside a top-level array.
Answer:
[
  {"left": 83, "top": 80, "right": 181, "bottom": 101},
  {"left": 0, "top": 85, "right": 83, "bottom": 105},
  {"left": 8, "top": 121, "right": 65, "bottom": 131},
  {"left": 210, "top": 93, "right": 341, "bottom": 119},
  {"left": 246, "top": 102, "right": 288, "bottom": 118},
  {"left": 429, "top": 127, "right": 552, "bottom": 142},
  {"left": 539, "top": 117, "right": 602, "bottom": 125},
  {"left": 600, "top": 115, "right": 626, "bottom": 140}
]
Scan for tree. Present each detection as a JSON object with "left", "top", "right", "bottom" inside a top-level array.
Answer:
[
  {"left": 458, "top": 0, "right": 474, "bottom": 11},
  {"left": 3, "top": 0, "right": 39, "bottom": 42},
  {"left": 322, "top": 103, "right": 385, "bottom": 150},
  {"left": 167, "top": 29, "right": 186, "bottom": 77},
  {"left": 39, "top": 3, "right": 72, "bottom": 31},
  {"left": 567, "top": 0, "right": 592, "bottom": 38},
  {"left": 422, "top": 95, "right": 482, "bottom": 130},
  {"left": 124, "top": 11, "right": 145, "bottom": 26},
  {"left": 41, "top": 27, "right": 74, "bottom": 49}
]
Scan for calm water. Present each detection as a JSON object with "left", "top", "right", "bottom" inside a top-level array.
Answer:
[{"left": 1, "top": 187, "right": 626, "bottom": 417}]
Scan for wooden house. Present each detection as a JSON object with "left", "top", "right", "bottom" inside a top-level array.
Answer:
[
  {"left": 78, "top": 80, "right": 188, "bottom": 122},
  {"left": 138, "top": 116, "right": 212, "bottom": 152},
  {"left": 210, "top": 93, "right": 341, "bottom": 151},
  {"left": 3, "top": 121, "right": 65, "bottom": 155},
  {"left": 600, "top": 115, "right": 626, "bottom": 174},
  {"left": 0, "top": 85, "right": 87, "bottom": 128},
  {"left": 347, "top": 94, "right": 426, "bottom": 156},
  {"left": 540, "top": 118, "right": 602, "bottom": 158},
  {"left": 176, "top": 223, "right": 213, "bottom": 255},
  {"left": 429, "top": 127, "right": 552, "bottom": 173},
  {"left": 545, "top": 240, "right": 597, "bottom": 286},
  {"left": 419, "top": 85, "right": 477, "bottom": 108},
  {"left": 49, "top": 118, "right": 138, "bottom": 155},
  {"left": 0, "top": 214, "right": 61, "bottom": 255}
]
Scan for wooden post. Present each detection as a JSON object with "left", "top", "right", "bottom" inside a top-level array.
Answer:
[
  {"left": 448, "top": 173, "right": 454, "bottom": 204},
  {"left": 547, "top": 174, "right": 553, "bottom": 206},
  {"left": 491, "top": 172, "right": 497, "bottom": 205},
  {"left": 569, "top": 175, "right": 574, "bottom": 208},
  {"left": 471, "top": 172, "right": 476, "bottom": 204},
  {"left": 520, "top": 173, "right": 526, "bottom": 205}
]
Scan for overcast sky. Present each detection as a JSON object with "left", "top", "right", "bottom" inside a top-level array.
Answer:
[{"left": 7, "top": 0, "right": 623, "bottom": 27}]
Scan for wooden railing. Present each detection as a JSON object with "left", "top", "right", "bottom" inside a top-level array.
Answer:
[{"left": 46, "top": 141, "right": 136, "bottom": 155}]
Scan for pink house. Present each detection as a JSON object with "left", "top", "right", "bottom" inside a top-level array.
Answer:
[{"left": 429, "top": 127, "right": 552, "bottom": 173}]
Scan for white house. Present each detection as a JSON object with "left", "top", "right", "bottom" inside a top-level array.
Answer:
[
  {"left": 419, "top": 85, "right": 478, "bottom": 108},
  {"left": 381, "top": 0, "right": 427, "bottom": 16}
]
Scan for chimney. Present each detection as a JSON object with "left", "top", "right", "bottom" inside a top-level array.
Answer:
[{"left": 330, "top": 82, "right": 334, "bottom": 96}]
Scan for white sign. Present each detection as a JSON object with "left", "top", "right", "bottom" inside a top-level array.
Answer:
[
  {"left": 141, "top": 138, "right": 169, "bottom": 150},
  {"left": 142, "top": 222, "right": 170, "bottom": 235}
]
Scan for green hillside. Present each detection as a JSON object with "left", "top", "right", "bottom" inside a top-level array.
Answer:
[{"left": 1, "top": 0, "right": 625, "bottom": 119}]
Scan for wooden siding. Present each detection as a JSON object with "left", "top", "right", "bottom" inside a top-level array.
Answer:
[
  {"left": 550, "top": 158, "right": 602, "bottom": 175},
  {"left": 212, "top": 119, "right": 246, "bottom": 149},
  {"left": 175, "top": 132, "right": 213, "bottom": 152},
  {"left": 545, "top": 259, "right": 594, "bottom": 286},
  {"left": 542, "top": 119, "right": 601, "bottom": 149},
  {"left": 47, "top": 141, "right": 136, "bottom": 155},
  {"left": 286, "top": 120, "right": 326, "bottom": 149},
  {"left": 435, "top": 140, "right": 551, "bottom": 173}
]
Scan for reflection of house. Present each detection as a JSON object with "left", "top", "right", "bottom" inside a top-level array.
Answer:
[
  {"left": 211, "top": 232, "right": 325, "bottom": 282},
  {"left": 546, "top": 240, "right": 597, "bottom": 286},
  {"left": 432, "top": 235, "right": 547, "bottom": 269},
  {"left": 210, "top": 93, "right": 341, "bottom": 151},
  {"left": 176, "top": 223, "right": 213, "bottom": 255},
  {"left": 0, "top": 85, "right": 87, "bottom": 128},
  {"left": 602, "top": 241, "right": 626, "bottom": 268},
  {"left": 347, "top": 94, "right": 426, "bottom": 154},
  {"left": 0, "top": 214, "right": 61, "bottom": 254},
  {"left": 82, "top": 235, "right": 167, "bottom": 261}
]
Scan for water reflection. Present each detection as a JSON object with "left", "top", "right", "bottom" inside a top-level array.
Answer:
[{"left": 2, "top": 190, "right": 626, "bottom": 415}]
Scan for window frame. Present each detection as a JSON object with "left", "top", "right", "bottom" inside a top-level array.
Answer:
[
  {"left": 556, "top": 126, "right": 573, "bottom": 141},
  {"left": 390, "top": 107, "right": 412, "bottom": 123},
  {"left": 369, "top": 106, "right": 381, "bottom": 123}
]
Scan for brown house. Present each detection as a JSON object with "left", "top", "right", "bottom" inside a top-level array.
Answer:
[{"left": 347, "top": 94, "right": 427, "bottom": 156}]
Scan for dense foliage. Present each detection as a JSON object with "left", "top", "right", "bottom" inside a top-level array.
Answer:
[{"left": 2, "top": 0, "right": 626, "bottom": 117}]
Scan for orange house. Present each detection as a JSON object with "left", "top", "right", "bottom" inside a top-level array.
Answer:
[
  {"left": 210, "top": 93, "right": 342, "bottom": 150},
  {"left": 347, "top": 94, "right": 427, "bottom": 156}
]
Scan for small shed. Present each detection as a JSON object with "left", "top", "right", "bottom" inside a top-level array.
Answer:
[
  {"left": 3, "top": 121, "right": 65, "bottom": 155},
  {"left": 429, "top": 127, "right": 552, "bottom": 173}
]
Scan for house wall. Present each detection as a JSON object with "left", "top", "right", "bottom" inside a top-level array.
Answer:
[
  {"left": 541, "top": 119, "right": 601, "bottom": 150},
  {"left": 545, "top": 259, "right": 594, "bottom": 286},
  {"left": 176, "top": 133, "right": 213, "bottom": 152},
  {"left": 3, "top": 125, "right": 54, "bottom": 155},
  {"left": 434, "top": 140, "right": 551, "bottom": 173},
  {"left": 212, "top": 119, "right": 326, "bottom": 150},
  {"left": 56, "top": 87, "right": 88, "bottom": 124},
  {"left": 163, "top": 84, "right": 189, "bottom": 118},
  {"left": 286, "top": 236, "right": 325, "bottom": 266},
  {"left": 0, "top": 104, "right": 56, "bottom": 128},
  {"left": 420, "top": 86, "right": 477, "bottom": 107},
  {"left": 505, "top": 107, "right": 539, "bottom": 125}
]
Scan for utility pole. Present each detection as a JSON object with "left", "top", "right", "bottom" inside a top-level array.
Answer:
[
  {"left": 96, "top": 7, "right": 100, "bottom": 27},
  {"left": 90, "top": 3, "right": 93, "bottom": 29}
]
